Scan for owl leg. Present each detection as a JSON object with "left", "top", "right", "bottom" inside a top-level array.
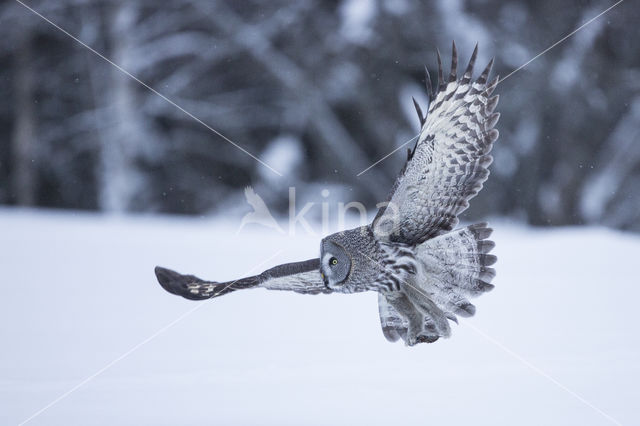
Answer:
[
  {"left": 384, "top": 292, "right": 424, "bottom": 346},
  {"left": 402, "top": 283, "right": 452, "bottom": 339}
]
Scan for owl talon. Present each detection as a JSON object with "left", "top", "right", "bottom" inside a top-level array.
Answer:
[
  {"left": 406, "top": 333, "right": 440, "bottom": 346},
  {"left": 417, "top": 334, "right": 439, "bottom": 344}
]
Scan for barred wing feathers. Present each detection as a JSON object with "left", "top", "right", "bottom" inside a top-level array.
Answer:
[
  {"left": 378, "top": 223, "right": 497, "bottom": 345},
  {"left": 373, "top": 43, "right": 500, "bottom": 245}
]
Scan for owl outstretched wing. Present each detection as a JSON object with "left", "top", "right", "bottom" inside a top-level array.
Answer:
[
  {"left": 373, "top": 43, "right": 500, "bottom": 245},
  {"left": 155, "top": 258, "right": 331, "bottom": 301}
]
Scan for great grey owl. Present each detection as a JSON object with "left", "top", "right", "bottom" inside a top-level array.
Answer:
[{"left": 155, "top": 43, "right": 499, "bottom": 346}]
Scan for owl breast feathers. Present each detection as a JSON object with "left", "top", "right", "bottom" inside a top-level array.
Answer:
[{"left": 155, "top": 42, "right": 499, "bottom": 346}]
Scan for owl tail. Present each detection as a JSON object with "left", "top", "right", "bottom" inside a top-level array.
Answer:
[{"left": 415, "top": 222, "right": 497, "bottom": 319}]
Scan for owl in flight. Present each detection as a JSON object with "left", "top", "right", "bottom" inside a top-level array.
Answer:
[{"left": 155, "top": 43, "right": 499, "bottom": 346}]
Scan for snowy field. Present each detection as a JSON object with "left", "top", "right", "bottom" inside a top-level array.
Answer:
[{"left": 1, "top": 208, "right": 638, "bottom": 426}]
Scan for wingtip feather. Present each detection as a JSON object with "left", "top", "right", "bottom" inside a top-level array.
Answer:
[
  {"left": 477, "top": 57, "right": 494, "bottom": 85},
  {"left": 424, "top": 65, "right": 433, "bottom": 100},
  {"left": 449, "top": 40, "right": 458, "bottom": 83},
  {"left": 436, "top": 48, "right": 445, "bottom": 92},
  {"left": 154, "top": 266, "right": 214, "bottom": 301},
  {"left": 412, "top": 96, "right": 426, "bottom": 127}
]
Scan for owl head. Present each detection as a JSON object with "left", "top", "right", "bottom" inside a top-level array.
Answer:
[{"left": 320, "top": 226, "right": 383, "bottom": 293}]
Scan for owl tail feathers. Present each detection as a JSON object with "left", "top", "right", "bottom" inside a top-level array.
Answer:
[
  {"left": 417, "top": 222, "right": 497, "bottom": 320},
  {"left": 154, "top": 266, "right": 259, "bottom": 301}
]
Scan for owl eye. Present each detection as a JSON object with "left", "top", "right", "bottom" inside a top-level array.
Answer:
[{"left": 329, "top": 257, "right": 338, "bottom": 266}]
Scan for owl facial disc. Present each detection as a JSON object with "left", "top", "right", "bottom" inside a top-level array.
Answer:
[{"left": 320, "top": 240, "right": 351, "bottom": 289}]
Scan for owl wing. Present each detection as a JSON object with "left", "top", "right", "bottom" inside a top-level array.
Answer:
[
  {"left": 373, "top": 43, "right": 500, "bottom": 245},
  {"left": 155, "top": 258, "right": 331, "bottom": 301}
]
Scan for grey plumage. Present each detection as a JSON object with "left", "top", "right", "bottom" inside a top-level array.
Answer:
[
  {"left": 373, "top": 43, "right": 499, "bottom": 245},
  {"left": 155, "top": 43, "right": 500, "bottom": 346},
  {"left": 155, "top": 258, "right": 328, "bottom": 300},
  {"left": 377, "top": 223, "right": 496, "bottom": 345}
]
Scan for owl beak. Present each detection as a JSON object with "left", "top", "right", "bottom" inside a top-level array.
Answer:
[{"left": 321, "top": 272, "right": 330, "bottom": 290}]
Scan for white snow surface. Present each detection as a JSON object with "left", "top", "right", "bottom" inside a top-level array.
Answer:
[{"left": 1, "top": 209, "right": 639, "bottom": 426}]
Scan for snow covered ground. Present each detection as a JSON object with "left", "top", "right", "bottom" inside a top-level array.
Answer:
[{"left": 1, "top": 208, "right": 638, "bottom": 426}]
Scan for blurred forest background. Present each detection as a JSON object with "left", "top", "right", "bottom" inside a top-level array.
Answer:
[{"left": 0, "top": 0, "right": 638, "bottom": 230}]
